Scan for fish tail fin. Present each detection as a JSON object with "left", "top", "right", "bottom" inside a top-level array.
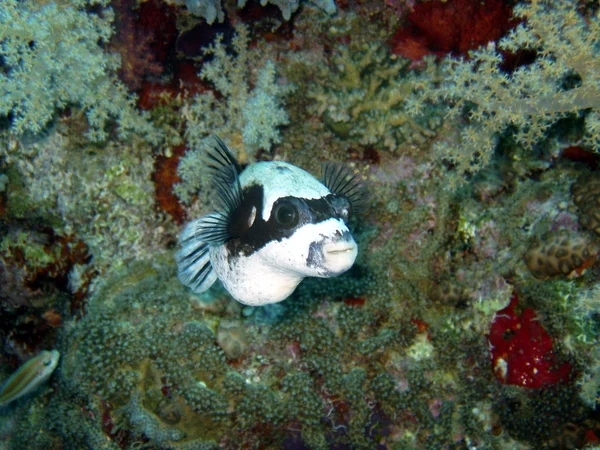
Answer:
[{"left": 176, "top": 214, "right": 226, "bottom": 294}]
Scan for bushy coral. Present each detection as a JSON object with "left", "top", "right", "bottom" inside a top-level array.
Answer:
[
  {"left": 241, "top": 61, "right": 291, "bottom": 152},
  {"left": 176, "top": 25, "right": 291, "bottom": 204},
  {"left": 171, "top": 0, "right": 336, "bottom": 23},
  {"left": 308, "top": 40, "right": 442, "bottom": 151},
  {"left": 428, "top": 0, "right": 600, "bottom": 184},
  {"left": 1, "top": 130, "right": 173, "bottom": 269},
  {"left": 578, "top": 345, "right": 600, "bottom": 409},
  {"left": 0, "top": 0, "right": 158, "bottom": 142}
]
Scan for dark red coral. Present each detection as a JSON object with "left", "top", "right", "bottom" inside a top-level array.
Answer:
[
  {"left": 137, "top": 0, "right": 178, "bottom": 66},
  {"left": 110, "top": 0, "right": 178, "bottom": 90},
  {"left": 0, "top": 229, "right": 91, "bottom": 355},
  {"left": 488, "top": 293, "right": 572, "bottom": 389},
  {"left": 152, "top": 145, "right": 187, "bottom": 224},
  {"left": 390, "top": 0, "right": 516, "bottom": 61},
  {"left": 560, "top": 145, "right": 600, "bottom": 170}
]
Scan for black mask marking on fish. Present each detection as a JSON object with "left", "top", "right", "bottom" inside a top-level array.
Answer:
[{"left": 225, "top": 189, "right": 353, "bottom": 258}]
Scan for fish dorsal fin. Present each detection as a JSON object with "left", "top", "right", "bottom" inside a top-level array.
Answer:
[
  {"left": 204, "top": 136, "right": 244, "bottom": 241},
  {"left": 322, "top": 163, "right": 366, "bottom": 214},
  {"left": 205, "top": 135, "right": 242, "bottom": 177}
]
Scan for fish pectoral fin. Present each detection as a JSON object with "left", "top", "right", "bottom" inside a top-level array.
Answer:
[{"left": 176, "top": 216, "right": 220, "bottom": 294}]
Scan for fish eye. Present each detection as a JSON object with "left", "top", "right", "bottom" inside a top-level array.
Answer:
[
  {"left": 274, "top": 202, "right": 299, "bottom": 228},
  {"left": 43, "top": 359, "right": 52, "bottom": 366}
]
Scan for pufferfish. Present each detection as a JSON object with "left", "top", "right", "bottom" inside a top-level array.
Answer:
[{"left": 176, "top": 136, "right": 364, "bottom": 306}]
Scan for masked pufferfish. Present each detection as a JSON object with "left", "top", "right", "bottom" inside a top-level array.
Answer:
[{"left": 176, "top": 136, "right": 364, "bottom": 306}]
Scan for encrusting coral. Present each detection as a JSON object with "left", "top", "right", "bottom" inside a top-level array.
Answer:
[
  {"left": 390, "top": 0, "right": 515, "bottom": 61},
  {"left": 0, "top": 131, "right": 173, "bottom": 270},
  {"left": 572, "top": 174, "right": 600, "bottom": 236},
  {"left": 524, "top": 230, "right": 598, "bottom": 280}
]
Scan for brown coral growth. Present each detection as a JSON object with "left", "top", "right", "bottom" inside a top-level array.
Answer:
[
  {"left": 524, "top": 230, "right": 598, "bottom": 280},
  {"left": 572, "top": 174, "right": 600, "bottom": 236},
  {"left": 109, "top": 0, "right": 172, "bottom": 90}
]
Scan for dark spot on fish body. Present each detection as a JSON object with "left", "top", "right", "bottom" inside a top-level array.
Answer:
[
  {"left": 306, "top": 240, "right": 325, "bottom": 270},
  {"left": 227, "top": 184, "right": 264, "bottom": 238},
  {"left": 275, "top": 165, "right": 293, "bottom": 173}
]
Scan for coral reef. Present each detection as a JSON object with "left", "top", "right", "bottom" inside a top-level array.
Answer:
[
  {"left": 1, "top": 1, "right": 600, "bottom": 448},
  {"left": 0, "top": 0, "right": 158, "bottom": 142},
  {"left": 524, "top": 230, "right": 598, "bottom": 280},
  {"left": 307, "top": 38, "right": 442, "bottom": 151},
  {"left": 109, "top": 0, "right": 167, "bottom": 90},
  {"left": 171, "top": 0, "right": 336, "bottom": 24},
  {"left": 489, "top": 292, "right": 572, "bottom": 388},
  {"left": 428, "top": 0, "right": 600, "bottom": 185},
  {"left": 175, "top": 24, "right": 291, "bottom": 205},
  {"left": 0, "top": 257, "right": 506, "bottom": 448},
  {"left": 0, "top": 131, "right": 174, "bottom": 270},
  {"left": 572, "top": 173, "right": 600, "bottom": 236},
  {"left": 390, "top": 0, "right": 515, "bottom": 61}
]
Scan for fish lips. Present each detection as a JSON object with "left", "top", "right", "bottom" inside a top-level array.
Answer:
[
  {"left": 322, "top": 237, "right": 358, "bottom": 274},
  {"left": 307, "top": 230, "right": 358, "bottom": 276}
]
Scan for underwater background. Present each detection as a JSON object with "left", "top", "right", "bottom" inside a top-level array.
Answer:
[{"left": 0, "top": 0, "right": 600, "bottom": 448}]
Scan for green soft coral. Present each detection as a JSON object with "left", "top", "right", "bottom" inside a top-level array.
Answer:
[
  {"left": 429, "top": 0, "right": 600, "bottom": 185},
  {"left": 307, "top": 40, "right": 442, "bottom": 151},
  {"left": 0, "top": 0, "right": 157, "bottom": 142},
  {"left": 2, "top": 131, "right": 169, "bottom": 269},
  {"left": 176, "top": 25, "right": 291, "bottom": 205}
]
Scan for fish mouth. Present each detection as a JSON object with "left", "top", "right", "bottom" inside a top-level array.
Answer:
[
  {"left": 321, "top": 240, "right": 358, "bottom": 275},
  {"left": 323, "top": 242, "right": 357, "bottom": 255}
]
